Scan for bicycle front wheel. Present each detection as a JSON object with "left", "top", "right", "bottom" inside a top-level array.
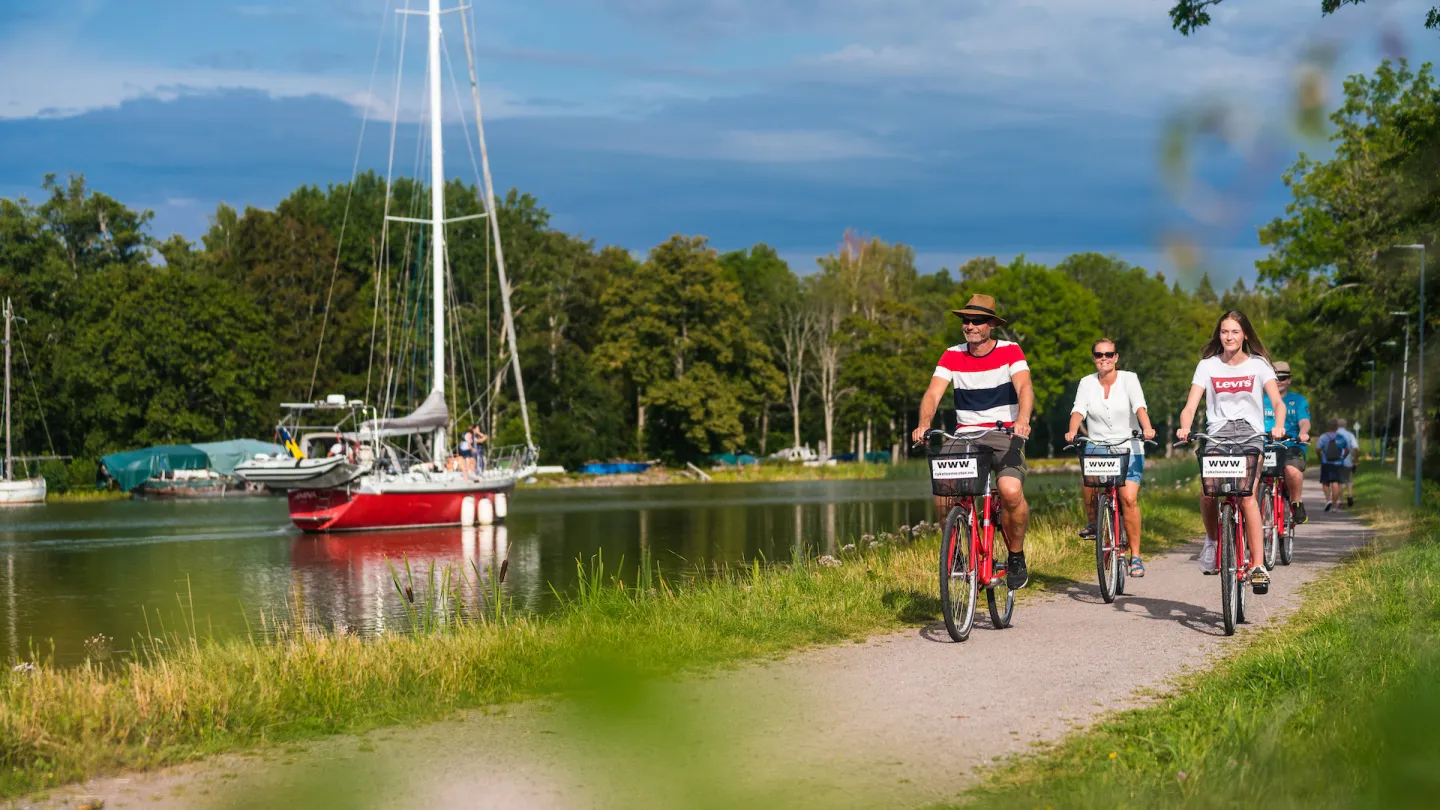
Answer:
[
  {"left": 1260, "top": 482, "right": 1277, "bottom": 571},
  {"left": 1280, "top": 498, "right": 1295, "bottom": 565},
  {"left": 1096, "top": 493, "right": 1119, "bottom": 604},
  {"left": 1219, "top": 502, "right": 1238, "bottom": 636},
  {"left": 940, "top": 505, "right": 978, "bottom": 642}
]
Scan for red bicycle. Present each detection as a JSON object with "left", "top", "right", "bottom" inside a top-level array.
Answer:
[
  {"left": 922, "top": 425, "right": 1019, "bottom": 642},
  {"left": 1063, "top": 431, "right": 1157, "bottom": 604},
  {"left": 1177, "top": 432, "right": 1264, "bottom": 636},
  {"left": 1259, "top": 436, "right": 1302, "bottom": 569}
]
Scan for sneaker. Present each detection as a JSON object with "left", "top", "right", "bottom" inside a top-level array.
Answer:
[
  {"left": 1250, "top": 565, "right": 1271, "bottom": 594},
  {"left": 1079, "top": 524, "right": 1096, "bottom": 540},
  {"left": 1324, "top": 502, "right": 1333, "bottom": 512},
  {"left": 1006, "top": 551, "right": 1029, "bottom": 590},
  {"left": 1198, "top": 538, "right": 1219, "bottom": 574},
  {"left": 1292, "top": 502, "right": 1308, "bottom": 525}
]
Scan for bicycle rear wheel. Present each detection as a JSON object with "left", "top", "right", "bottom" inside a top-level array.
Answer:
[
  {"left": 1260, "top": 482, "right": 1277, "bottom": 571},
  {"left": 1280, "top": 499, "right": 1295, "bottom": 565},
  {"left": 1115, "top": 521, "right": 1128, "bottom": 596},
  {"left": 1219, "top": 502, "right": 1238, "bottom": 636},
  {"left": 940, "top": 505, "right": 978, "bottom": 642},
  {"left": 1095, "top": 493, "right": 1119, "bottom": 604}
]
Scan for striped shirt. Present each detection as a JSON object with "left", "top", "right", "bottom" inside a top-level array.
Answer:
[{"left": 933, "top": 341, "right": 1030, "bottom": 428}]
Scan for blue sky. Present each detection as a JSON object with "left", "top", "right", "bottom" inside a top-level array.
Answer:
[{"left": 2, "top": 0, "right": 1437, "bottom": 288}]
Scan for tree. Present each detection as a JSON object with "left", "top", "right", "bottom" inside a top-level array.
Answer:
[
  {"left": 1168, "top": 1, "right": 1440, "bottom": 36},
  {"left": 597, "top": 235, "right": 778, "bottom": 461}
]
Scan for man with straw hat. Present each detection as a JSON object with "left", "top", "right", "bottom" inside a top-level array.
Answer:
[{"left": 912, "top": 293, "right": 1035, "bottom": 589}]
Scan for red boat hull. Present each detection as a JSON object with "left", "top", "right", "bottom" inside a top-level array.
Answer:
[{"left": 287, "top": 486, "right": 511, "bottom": 532}]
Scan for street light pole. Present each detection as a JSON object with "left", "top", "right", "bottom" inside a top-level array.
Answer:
[
  {"left": 1392, "top": 312, "right": 1411, "bottom": 480},
  {"left": 1395, "top": 244, "right": 1427, "bottom": 508},
  {"left": 1368, "top": 358, "right": 1377, "bottom": 457}
]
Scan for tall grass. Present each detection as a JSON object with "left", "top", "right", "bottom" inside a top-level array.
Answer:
[
  {"left": 0, "top": 483, "right": 1208, "bottom": 799},
  {"left": 945, "top": 468, "right": 1440, "bottom": 809}
]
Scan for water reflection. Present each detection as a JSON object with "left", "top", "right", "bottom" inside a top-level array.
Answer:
[{"left": 0, "top": 468, "right": 1176, "bottom": 665}]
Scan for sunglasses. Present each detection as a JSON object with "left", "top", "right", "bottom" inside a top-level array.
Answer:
[
  {"left": 1277, "top": 375, "right": 1291, "bottom": 381},
  {"left": 961, "top": 317, "right": 991, "bottom": 326},
  {"left": 1092, "top": 351, "right": 1117, "bottom": 359}
]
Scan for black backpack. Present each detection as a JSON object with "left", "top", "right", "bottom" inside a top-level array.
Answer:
[{"left": 1323, "top": 433, "right": 1347, "bottom": 463}]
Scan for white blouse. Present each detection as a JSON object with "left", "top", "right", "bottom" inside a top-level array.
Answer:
[{"left": 1072, "top": 370, "right": 1149, "bottom": 455}]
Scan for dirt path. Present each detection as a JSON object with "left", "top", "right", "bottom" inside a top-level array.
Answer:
[{"left": 25, "top": 478, "right": 1369, "bottom": 810}]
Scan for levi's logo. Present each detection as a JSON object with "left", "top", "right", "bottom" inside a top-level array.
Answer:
[{"left": 1213, "top": 376, "right": 1255, "bottom": 393}]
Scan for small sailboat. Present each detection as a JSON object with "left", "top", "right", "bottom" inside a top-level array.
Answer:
[
  {"left": 236, "top": 0, "right": 537, "bottom": 531},
  {"left": 1, "top": 299, "right": 49, "bottom": 505}
]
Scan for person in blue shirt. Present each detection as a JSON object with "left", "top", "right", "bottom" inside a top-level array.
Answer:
[{"left": 1263, "top": 361, "right": 1312, "bottom": 524}]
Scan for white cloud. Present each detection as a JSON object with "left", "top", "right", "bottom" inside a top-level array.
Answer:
[{"left": 716, "top": 129, "right": 893, "bottom": 162}]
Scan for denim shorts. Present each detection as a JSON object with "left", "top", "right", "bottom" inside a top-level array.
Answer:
[{"left": 1084, "top": 444, "right": 1145, "bottom": 484}]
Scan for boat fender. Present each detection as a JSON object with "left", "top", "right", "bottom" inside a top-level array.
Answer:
[
  {"left": 494, "top": 492, "right": 508, "bottom": 521},
  {"left": 461, "top": 496, "right": 476, "bottom": 526},
  {"left": 477, "top": 497, "right": 495, "bottom": 526}
]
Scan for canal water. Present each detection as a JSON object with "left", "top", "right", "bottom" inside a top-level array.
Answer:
[{"left": 0, "top": 464, "right": 1184, "bottom": 665}]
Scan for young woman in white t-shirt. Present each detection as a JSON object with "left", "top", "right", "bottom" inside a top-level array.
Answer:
[
  {"left": 1064, "top": 338, "right": 1156, "bottom": 577},
  {"left": 1176, "top": 310, "right": 1287, "bottom": 591}
]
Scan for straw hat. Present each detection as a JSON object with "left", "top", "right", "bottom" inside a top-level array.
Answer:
[{"left": 950, "top": 293, "right": 1006, "bottom": 326}]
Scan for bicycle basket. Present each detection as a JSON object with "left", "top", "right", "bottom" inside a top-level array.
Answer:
[
  {"left": 1081, "top": 451, "right": 1130, "bottom": 488},
  {"left": 1261, "top": 445, "right": 1285, "bottom": 477},
  {"left": 1199, "top": 449, "right": 1261, "bottom": 497},
  {"left": 927, "top": 448, "right": 992, "bottom": 497}
]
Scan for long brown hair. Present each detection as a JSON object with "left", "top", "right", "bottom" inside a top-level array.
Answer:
[{"left": 1201, "top": 310, "right": 1272, "bottom": 363}]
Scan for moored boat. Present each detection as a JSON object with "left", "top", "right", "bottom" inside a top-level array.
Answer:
[
  {"left": 251, "top": 0, "right": 538, "bottom": 533},
  {"left": 2, "top": 298, "right": 54, "bottom": 505}
]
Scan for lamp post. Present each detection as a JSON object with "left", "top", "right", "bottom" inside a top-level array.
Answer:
[
  {"left": 1383, "top": 339, "right": 1398, "bottom": 463},
  {"left": 1394, "top": 245, "right": 1426, "bottom": 508},
  {"left": 1368, "top": 358, "right": 1377, "bottom": 457},
  {"left": 1391, "top": 312, "right": 1412, "bottom": 481}
]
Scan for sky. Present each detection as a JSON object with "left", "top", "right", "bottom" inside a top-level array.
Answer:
[{"left": 1, "top": 0, "right": 1438, "bottom": 288}]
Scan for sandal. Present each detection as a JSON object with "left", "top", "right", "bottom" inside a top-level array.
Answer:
[
  {"left": 1079, "top": 524, "right": 1096, "bottom": 540},
  {"left": 1128, "top": 556, "right": 1145, "bottom": 578}
]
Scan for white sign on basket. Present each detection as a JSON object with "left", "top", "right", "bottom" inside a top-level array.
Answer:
[
  {"left": 1264, "top": 451, "right": 1279, "bottom": 468},
  {"left": 1201, "top": 456, "right": 1249, "bottom": 478},
  {"left": 931, "top": 457, "right": 979, "bottom": 480},
  {"left": 1082, "top": 457, "right": 1123, "bottom": 477}
]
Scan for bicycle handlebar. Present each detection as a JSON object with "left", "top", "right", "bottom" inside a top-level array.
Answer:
[
  {"left": 914, "top": 421, "right": 1023, "bottom": 449},
  {"left": 1062, "top": 430, "right": 1158, "bottom": 452}
]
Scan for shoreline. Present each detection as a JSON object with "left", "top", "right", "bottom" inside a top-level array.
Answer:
[{"left": 2, "top": 481, "right": 1208, "bottom": 800}]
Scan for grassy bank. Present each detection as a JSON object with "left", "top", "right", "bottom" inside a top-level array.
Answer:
[
  {"left": 1, "top": 482, "right": 1207, "bottom": 799},
  {"left": 945, "top": 467, "right": 1440, "bottom": 809},
  {"left": 45, "top": 489, "right": 129, "bottom": 503},
  {"left": 520, "top": 455, "right": 1093, "bottom": 489}
]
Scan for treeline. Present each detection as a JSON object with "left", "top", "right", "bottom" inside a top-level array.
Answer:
[{"left": 1, "top": 60, "right": 1435, "bottom": 485}]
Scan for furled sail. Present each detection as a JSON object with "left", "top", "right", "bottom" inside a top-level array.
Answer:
[{"left": 358, "top": 389, "right": 449, "bottom": 439}]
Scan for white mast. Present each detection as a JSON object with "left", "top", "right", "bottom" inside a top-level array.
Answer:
[
  {"left": 3, "top": 298, "right": 11, "bottom": 482},
  {"left": 427, "top": 0, "right": 447, "bottom": 460}
]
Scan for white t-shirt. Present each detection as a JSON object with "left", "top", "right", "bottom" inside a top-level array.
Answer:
[
  {"left": 1071, "top": 370, "right": 1149, "bottom": 455},
  {"left": 1191, "top": 354, "right": 1276, "bottom": 436}
]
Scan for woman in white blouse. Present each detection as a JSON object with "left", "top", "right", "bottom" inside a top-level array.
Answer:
[{"left": 1064, "top": 338, "right": 1157, "bottom": 577}]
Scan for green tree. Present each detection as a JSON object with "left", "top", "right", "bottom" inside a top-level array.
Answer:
[{"left": 597, "top": 235, "right": 779, "bottom": 460}]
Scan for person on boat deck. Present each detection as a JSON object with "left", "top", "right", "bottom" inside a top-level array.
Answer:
[{"left": 457, "top": 429, "right": 475, "bottom": 473}]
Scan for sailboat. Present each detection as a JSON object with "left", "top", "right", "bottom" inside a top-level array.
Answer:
[
  {"left": 235, "top": 0, "right": 537, "bottom": 531},
  {"left": 1, "top": 299, "right": 48, "bottom": 505}
]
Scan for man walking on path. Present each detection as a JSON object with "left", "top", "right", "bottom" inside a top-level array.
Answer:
[
  {"left": 1336, "top": 418, "right": 1359, "bottom": 508},
  {"left": 1317, "top": 419, "right": 1352, "bottom": 511}
]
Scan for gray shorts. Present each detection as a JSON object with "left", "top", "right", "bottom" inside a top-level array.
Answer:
[
  {"left": 1198, "top": 421, "right": 1265, "bottom": 453},
  {"left": 939, "top": 430, "right": 1027, "bottom": 483}
]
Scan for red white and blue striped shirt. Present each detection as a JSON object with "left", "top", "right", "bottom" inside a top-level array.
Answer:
[{"left": 932, "top": 341, "right": 1029, "bottom": 428}]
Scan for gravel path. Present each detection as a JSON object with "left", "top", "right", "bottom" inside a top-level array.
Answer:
[{"left": 25, "top": 478, "right": 1368, "bottom": 810}]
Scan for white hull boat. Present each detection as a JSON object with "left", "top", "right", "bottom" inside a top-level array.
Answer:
[
  {"left": 0, "top": 478, "right": 45, "bottom": 505},
  {"left": 234, "top": 454, "right": 367, "bottom": 491}
]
